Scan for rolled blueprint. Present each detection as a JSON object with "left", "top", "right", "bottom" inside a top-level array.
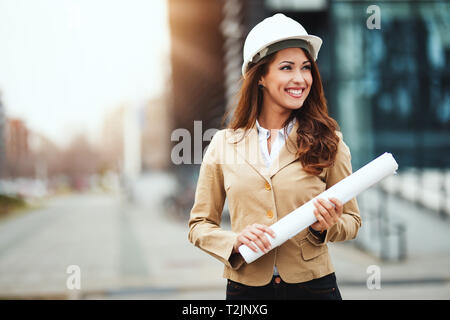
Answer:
[{"left": 238, "top": 152, "right": 399, "bottom": 264}]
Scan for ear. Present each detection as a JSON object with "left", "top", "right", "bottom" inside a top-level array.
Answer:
[{"left": 258, "top": 77, "right": 266, "bottom": 88}]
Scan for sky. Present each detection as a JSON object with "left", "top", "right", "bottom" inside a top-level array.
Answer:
[{"left": 0, "top": 0, "right": 170, "bottom": 147}]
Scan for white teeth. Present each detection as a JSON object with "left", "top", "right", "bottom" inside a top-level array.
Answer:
[{"left": 287, "top": 89, "right": 303, "bottom": 95}]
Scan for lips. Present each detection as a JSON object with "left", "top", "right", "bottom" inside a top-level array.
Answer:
[{"left": 285, "top": 88, "right": 304, "bottom": 99}]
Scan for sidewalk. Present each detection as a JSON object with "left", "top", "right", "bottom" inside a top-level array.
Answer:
[
  {"left": 0, "top": 172, "right": 227, "bottom": 300},
  {"left": 0, "top": 171, "right": 448, "bottom": 300}
]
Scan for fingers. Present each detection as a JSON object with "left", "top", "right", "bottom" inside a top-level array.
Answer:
[
  {"left": 328, "top": 197, "right": 343, "bottom": 217},
  {"left": 318, "top": 198, "right": 335, "bottom": 214},
  {"left": 247, "top": 231, "right": 268, "bottom": 253},
  {"left": 312, "top": 204, "right": 329, "bottom": 231},
  {"left": 237, "top": 224, "right": 276, "bottom": 253},
  {"left": 238, "top": 233, "right": 261, "bottom": 253},
  {"left": 314, "top": 199, "right": 332, "bottom": 228},
  {"left": 254, "top": 224, "right": 276, "bottom": 239},
  {"left": 236, "top": 234, "right": 258, "bottom": 252},
  {"left": 313, "top": 198, "right": 343, "bottom": 231},
  {"left": 250, "top": 224, "right": 272, "bottom": 252}
]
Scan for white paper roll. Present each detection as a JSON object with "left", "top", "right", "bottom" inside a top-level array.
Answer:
[{"left": 238, "top": 152, "right": 399, "bottom": 264}]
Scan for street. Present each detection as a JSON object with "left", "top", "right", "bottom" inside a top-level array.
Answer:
[{"left": 0, "top": 171, "right": 449, "bottom": 299}]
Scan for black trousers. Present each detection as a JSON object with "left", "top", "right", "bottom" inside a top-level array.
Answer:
[{"left": 226, "top": 272, "right": 342, "bottom": 300}]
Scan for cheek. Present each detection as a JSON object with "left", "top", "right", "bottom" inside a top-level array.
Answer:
[
  {"left": 306, "top": 73, "right": 313, "bottom": 87},
  {"left": 305, "top": 75, "right": 313, "bottom": 95}
]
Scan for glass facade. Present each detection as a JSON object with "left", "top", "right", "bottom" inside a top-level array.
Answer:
[{"left": 329, "top": 1, "right": 450, "bottom": 169}]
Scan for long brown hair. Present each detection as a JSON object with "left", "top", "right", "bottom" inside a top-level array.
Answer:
[{"left": 223, "top": 48, "right": 340, "bottom": 175}]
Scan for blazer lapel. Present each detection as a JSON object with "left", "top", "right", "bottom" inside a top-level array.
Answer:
[
  {"left": 269, "top": 119, "right": 300, "bottom": 178},
  {"left": 226, "top": 124, "right": 271, "bottom": 182}
]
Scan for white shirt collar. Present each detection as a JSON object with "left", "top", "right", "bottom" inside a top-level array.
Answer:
[{"left": 255, "top": 117, "right": 296, "bottom": 138}]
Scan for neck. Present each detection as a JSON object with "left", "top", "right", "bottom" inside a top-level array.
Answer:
[{"left": 257, "top": 105, "right": 292, "bottom": 130}]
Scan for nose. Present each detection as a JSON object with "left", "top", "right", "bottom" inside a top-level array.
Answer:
[{"left": 292, "top": 69, "right": 306, "bottom": 85}]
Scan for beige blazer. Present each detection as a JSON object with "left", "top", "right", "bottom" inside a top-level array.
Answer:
[{"left": 188, "top": 120, "right": 361, "bottom": 286}]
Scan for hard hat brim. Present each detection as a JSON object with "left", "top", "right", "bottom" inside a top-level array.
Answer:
[{"left": 242, "top": 34, "right": 322, "bottom": 77}]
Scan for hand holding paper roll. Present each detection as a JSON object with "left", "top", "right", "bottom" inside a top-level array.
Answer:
[
  {"left": 310, "top": 197, "right": 344, "bottom": 233},
  {"left": 233, "top": 198, "right": 343, "bottom": 255},
  {"left": 238, "top": 152, "right": 399, "bottom": 264},
  {"left": 232, "top": 223, "right": 276, "bottom": 255}
]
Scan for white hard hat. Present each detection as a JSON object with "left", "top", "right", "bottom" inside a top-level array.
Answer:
[{"left": 241, "top": 13, "right": 322, "bottom": 77}]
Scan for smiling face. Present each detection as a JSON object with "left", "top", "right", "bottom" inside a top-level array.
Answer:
[{"left": 259, "top": 47, "right": 313, "bottom": 112}]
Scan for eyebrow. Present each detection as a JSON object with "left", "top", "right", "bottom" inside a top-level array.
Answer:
[{"left": 279, "top": 60, "right": 311, "bottom": 65}]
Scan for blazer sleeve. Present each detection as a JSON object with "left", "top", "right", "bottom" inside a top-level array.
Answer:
[
  {"left": 307, "top": 131, "right": 362, "bottom": 246},
  {"left": 188, "top": 131, "right": 244, "bottom": 270}
]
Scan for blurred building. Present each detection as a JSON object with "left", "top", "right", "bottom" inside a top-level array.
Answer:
[
  {"left": 167, "top": 0, "right": 228, "bottom": 149},
  {"left": 141, "top": 96, "right": 171, "bottom": 171},
  {"left": 100, "top": 96, "right": 171, "bottom": 174},
  {"left": 4, "top": 118, "right": 33, "bottom": 178},
  {"left": 100, "top": 105, "right": 126, "bottom": 173},
  {"left": 0, "top": 90, "right": 5, "bottom": 178},
  {"left": 28, "top": 132, "right": 61, "bottom": 180},
  {"left": 329, "top": 1, "right": 450, "bottom": 169}
]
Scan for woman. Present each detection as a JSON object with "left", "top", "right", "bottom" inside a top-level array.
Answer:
[{"left": 188, "top": 13, "right": 361, "bottom": 300}]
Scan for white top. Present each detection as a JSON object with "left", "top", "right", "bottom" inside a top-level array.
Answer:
[
  {"left": 255, "top": 118, "right": 296, "bottom": 167},
  {"left": 255, "top": 117, "right": 296, "bottom": 276}
]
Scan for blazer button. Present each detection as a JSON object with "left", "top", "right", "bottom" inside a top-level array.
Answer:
[
  {"left": 266, "top": 210, "right": 274, "bottom": 219},
  {"left": 264, "top": 181, "right": 271, "bottom": 191}
]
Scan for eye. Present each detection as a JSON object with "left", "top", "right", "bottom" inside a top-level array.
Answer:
[
  {"left": 280, "top": 65, "right": 292, "bottom": 70},
  {"left": 302, "top": 64, "right": 312, "bottom": 70}
]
